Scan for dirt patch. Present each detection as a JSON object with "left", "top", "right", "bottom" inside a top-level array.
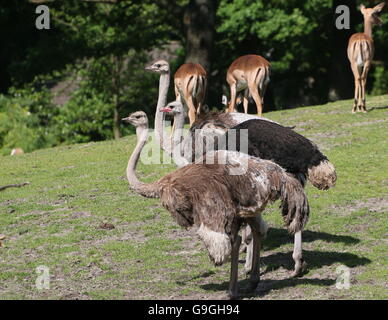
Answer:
[
  {"left": 98, "top": 222, "right": 115, "bottom": 230},
  {"left": 341, "top": 119, "right": 387, "bottom": 128},
  {"left": 331, "top": 197, "right": 388, "bottom": 214}
]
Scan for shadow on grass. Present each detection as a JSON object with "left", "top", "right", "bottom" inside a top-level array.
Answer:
[
  {"left": 261, "top": 250, "right": 371, "bottom": 274},
  {"left": 262, "top": 228, "right": 360, "bottom": 251},
  {"left": 175, "top": 271, "right": 216, "bottom": 286},
  {"left": 368, "top": 105, "right": 388, "bottom": 112},
  {"left": 200, "top": 277, "right": 336, "bottom": 299},
  {"left": 198, "top": 249, "right": 371, "bottom": 298}
]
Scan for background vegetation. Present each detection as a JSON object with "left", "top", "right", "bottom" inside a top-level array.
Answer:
[{"left": 0, "top": 0, "right": 387, "bottom": 153}]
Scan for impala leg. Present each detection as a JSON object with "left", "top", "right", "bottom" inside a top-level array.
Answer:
[
  {"left": 261, "top": 76, "right": 269, "bottom": 105},
  {"left": 228, "top": 83, "right": 237, "bottom": 113},
  {"left": 197, "top": 80, "right": 207, "bottom": 115},
  {"left": 243, "top": 89, "right": 249, "bottom": 114},
  {"left": 291, "top": 230, "right": 307, "bottom": 277},
  {"left": 186, "top": 95, "right": 197, "bottom": 126},
  {"left": 248, "top": 83, "right": 263, "bottom": 117},
  {"left": 360, "top": 61, "right": 371, "bottom": 113},
  {"left": 350, "top": 63, "right": 360, "bottom": 113},
  {"left": 229, "top": 229, "right": 242, "bottom": 299}
]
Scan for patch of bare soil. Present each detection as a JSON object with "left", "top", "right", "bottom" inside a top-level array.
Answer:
[
  {"left": 98, "top": 222, "right": 115, "bottom": 230},
  {"left": 331, "top": 197, "right": 388, "bottom": 215},
  {"left": 341, "top": 119, "right": 387, "bottom": 128}
]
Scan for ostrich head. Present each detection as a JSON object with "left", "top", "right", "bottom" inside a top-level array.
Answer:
[
  {"left": 360, "top": 2, "right": 385, "bottom": 26},
  {"left": 122, "top": 111, "right": 148, "bottom": 128},
  {"left": 160, "top": 101, "right": 184, "bottom": 116},
  {"left": 145, "top": 60, "right": 169, "bottom": 74}
]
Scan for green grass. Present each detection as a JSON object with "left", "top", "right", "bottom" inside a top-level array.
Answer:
[{"left": 0, "top": 96, "right": 387, "bottom": 300}]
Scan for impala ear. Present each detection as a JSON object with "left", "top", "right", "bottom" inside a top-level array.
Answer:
[
  {"left": 360, "top": 4, "right": 366, "bottom": 14},
  {"left": 373, "top": 2, "right": 385, "bottom": 13}
]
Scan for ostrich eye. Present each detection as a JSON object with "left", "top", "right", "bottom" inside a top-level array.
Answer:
[{"left": 155, "top": 64, "right": 160, "bottom": 68}]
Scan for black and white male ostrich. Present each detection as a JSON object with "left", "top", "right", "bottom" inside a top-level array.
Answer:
[
  {"left": 122, "top": 110, "right": 309, "bottom": 299},
  {"left": 147, "top": 59, "right": 336, "bottom": 275}
]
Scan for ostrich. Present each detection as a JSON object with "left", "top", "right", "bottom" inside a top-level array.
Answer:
[
  {"left": 147, "top": 60, "right": 336, "bottom": 275},
  {"left": 122, "top": 110, "right": 310, "bottom": 299},
  {"left": 161, "top": 101, "right": 336, "bottom": 275}
]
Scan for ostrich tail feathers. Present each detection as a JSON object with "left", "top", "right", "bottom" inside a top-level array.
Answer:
[
  {"left": 280, "top": 175, "right": 310, "bottom": 234},
  {"left": 308, "top": 160, "right": 337, "bottom": 190}
]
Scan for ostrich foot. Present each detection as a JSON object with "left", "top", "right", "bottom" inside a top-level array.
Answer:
[
  {"left": 228, "top": 291, "right": 240, "bottom": 300},
  {"left": 291, "top": 259, "right": 308, "bottom": 278},
  {"left": 246, "top": 279, "right": 260, "bottom": 293}
]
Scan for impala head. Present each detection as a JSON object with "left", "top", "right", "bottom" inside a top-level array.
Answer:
[
  {"left": 361, "top": 2, "right": 385, "bottom": 26},
  {"left": 160, "top": 101, "right": 184, "bottom": 116},
  {"left": 122, "top": 111, "right": 148, "bottom": 127},
  {"left": 145, "top": 60, "right": 169, "bottom": 74}
]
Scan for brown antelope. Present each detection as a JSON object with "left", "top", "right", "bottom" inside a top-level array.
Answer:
[
  {"left": 10, "top": 148, "right": 24, "bottom": 156},
  {"left": 226, "top": 55, "right": 271, "bottom": 116},
  {"left": 174, "top": 63, "right": 207, "bottom": 126},
  {"left": 347, "top": 2, "right": 385, "bottom": 113}
]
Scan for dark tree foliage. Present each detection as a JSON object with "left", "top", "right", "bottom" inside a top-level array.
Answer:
[{"left": 0, "top": 0, "right": 387, "bottom": 153}]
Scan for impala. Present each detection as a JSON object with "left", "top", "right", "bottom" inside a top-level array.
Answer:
[
  {"left": 226, "top": 54, "right": 271, "bottom": 116},
  {"left": 347, "top": 2, "right": 385, "bottom": 113},
  {"left": 174, "top": 63, "right": 207, "bottom": 126}
]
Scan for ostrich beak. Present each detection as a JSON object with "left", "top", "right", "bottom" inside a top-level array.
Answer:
[
  {"left": 145, "top": 65, "right": 154, "bottom": 71},
  {"left": 160, "top": 107, "right": 172, "bottom": 113},
  {"left": 122, "top": 116, "right": 132, "bottom": 123}
]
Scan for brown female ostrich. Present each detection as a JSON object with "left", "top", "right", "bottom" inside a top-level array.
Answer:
[{"left": 122, "top": 110, "right": 309, "bottom": 298}]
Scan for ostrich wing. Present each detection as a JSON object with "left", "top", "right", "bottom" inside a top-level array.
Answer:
[{"left": 220, "top": 119, "right": 328, "bottom": 177}]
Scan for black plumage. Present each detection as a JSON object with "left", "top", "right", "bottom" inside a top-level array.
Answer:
[{"left": 219, "top": 119, "right": 329, "bottom": 186}]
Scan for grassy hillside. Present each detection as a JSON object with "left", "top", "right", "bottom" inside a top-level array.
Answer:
[{"left": 0, "top": 96, "right": 387, "bottom": 300}]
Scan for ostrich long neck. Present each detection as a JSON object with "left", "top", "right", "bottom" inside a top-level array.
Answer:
[
  {"left": 162, "top": 110, "right": 189, "bottom": 168},
  {"left": 154, "top": 72, "right": 170, "bottom": 153},
  {"left": 126, "top": 126, "right": 161, "bottom": 198}
]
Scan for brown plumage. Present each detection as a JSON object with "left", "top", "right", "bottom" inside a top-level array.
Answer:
[{"left": 122, "top": 111, "right": 309, "bottom": 298}]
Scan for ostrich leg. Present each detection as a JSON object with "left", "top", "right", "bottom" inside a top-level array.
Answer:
[
  {"left": 229, "top": 224, "right": 242, "bottom": 299},
  {"left": 244, "top": 216, "right": 267, "bottom": 273},
  {"left": 246, "top": 217, "right": 262, "bottom": 292},
  {"left": 291, "top": 230, "right": 307, "bottom": 277}
]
